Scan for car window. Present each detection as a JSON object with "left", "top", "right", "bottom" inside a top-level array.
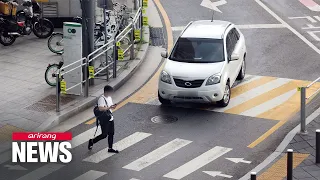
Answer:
[
  {"left": 169, "top": 38, "right": 225, "bottom": 63},
  {"left": 226, "top": 33, "right": 233, "bottom": 57}
]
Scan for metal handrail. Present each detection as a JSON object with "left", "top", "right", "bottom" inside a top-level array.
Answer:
[
  {"left": 306, "top": 76, "right": 320, "bottom": 100},
  {"left": 56, "top": 3, "right": 143, "bottom": 112}
]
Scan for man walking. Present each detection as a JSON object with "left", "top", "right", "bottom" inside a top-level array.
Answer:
[{"left": 88, "top": 85, "right": 119, "bottom": 153}]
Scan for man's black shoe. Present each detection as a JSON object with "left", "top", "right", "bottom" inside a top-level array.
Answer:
[
  {"left": 108, "top": 148, "right": 119, "bottom": 153},
  {"left": 88, "top": 139, "right": 93, "bottom": 150}
]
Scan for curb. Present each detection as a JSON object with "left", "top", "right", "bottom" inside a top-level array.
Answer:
[
  {"left": 239, "top": 102, "right": 320, "bottom": 180},
  {"left": 37, "top": 26, "right": 150, "bottom": 132}
]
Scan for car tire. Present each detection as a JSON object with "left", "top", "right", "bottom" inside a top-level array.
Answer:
[
  {"left": 158, "top": 92, "right": 171, "bottom": 105},
  {"left": 237, "top": 56, "right": 246, "bottom": 80},
  {"left": 217, "top": 82, "right": 231, "bottom": 107}
]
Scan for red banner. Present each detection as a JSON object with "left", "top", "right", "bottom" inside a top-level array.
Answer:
[{"left": 12, "top": 132, "right": 72, "bottom": 141}]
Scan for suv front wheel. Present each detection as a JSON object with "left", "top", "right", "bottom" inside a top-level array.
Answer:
[
  {"left": 217, "top": 83, "right": 231, "bottom": 107},
  {"left": 158, "top": 92, "right": 171, "bottom": 105}
]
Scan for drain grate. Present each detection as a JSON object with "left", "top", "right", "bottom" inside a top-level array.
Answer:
[
  {"left": 25, "top": 94, "right": 75, "bottom": 112},
  {"left": 151, "top": 115, "right": 178, "bottom": 124},
  {"left": 150, "top": 27, "right": 166, "bottom": 47}
]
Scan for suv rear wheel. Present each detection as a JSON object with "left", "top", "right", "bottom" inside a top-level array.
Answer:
[{"left": 237, "top": 56, "right": 246, "bottom": 80}]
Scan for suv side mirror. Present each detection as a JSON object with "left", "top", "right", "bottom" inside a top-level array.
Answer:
[
  {"left": 161, "top": 51, "right": 168, "bottom": 58},
  {"left": 230, "top": 53, "right": 240, "bottom": 61}
]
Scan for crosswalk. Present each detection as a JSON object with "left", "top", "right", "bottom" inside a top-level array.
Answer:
[
  {"left": 1, "top": 130, "right": 236, "bottom": 180},
  {"left": 147, "top": 75, "right": 320, "bottom": 121}
]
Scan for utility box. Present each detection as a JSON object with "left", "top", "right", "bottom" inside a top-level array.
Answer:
[{"left": 63, "top": 22, "right": 82, "bottom": 95}]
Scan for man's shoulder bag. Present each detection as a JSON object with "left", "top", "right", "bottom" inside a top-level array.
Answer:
[{"left": 93, "top": 97, "right": 112, "bottom": 126}]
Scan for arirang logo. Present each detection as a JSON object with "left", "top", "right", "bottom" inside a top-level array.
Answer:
[{"left": 68, "top": 28, "right": 76, "bottom": 34}]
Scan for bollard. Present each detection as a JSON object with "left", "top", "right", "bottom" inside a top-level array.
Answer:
[
  {"left": 250, "top": 172, "right": 256, "bottom": 180},
  {"left": 300, "top": 87, "right": 307, "bottom": 134},
  {"left": 317, "top": 129, "right": 320, "bottom": 163},
  {"left": 287, "top": 149, "right": 293, "bottom": 180}
]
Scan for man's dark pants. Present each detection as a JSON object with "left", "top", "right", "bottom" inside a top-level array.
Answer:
[{"left": 92, "top": 118, "right": 114, "bottom": 148}]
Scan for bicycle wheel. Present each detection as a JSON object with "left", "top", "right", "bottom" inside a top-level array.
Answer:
[
  {"left": 45, "top": 64, "right": 60, "bottom": 86},
  {"left": 95, "top": 55, "right": 113, "bottom": 76},
  {"left": 48, "top": 33, "right": 64, "bottom": 55}
]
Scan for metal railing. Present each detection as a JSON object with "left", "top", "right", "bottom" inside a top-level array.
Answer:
[
  {"left": 55, "top": 5, "right": 144, "bottom": 112},
  {"left": 300, "top": 76, "right": 320, "bottom": 133}
]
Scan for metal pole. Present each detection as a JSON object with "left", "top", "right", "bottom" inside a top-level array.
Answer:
[
  {"left": 250, "top": 172, "right": 256, "bottom": 180},
  {"left": 130, "top": 24, "right": 135, "bottom": 60},
  {"left": 301, "top": 87, "right": 307, "bottom": 134},
  {"left": 316, "top": 129, "right": 320, "bottom": 163},
  {"left": 140, "top": 8, "right": 143, "bottom": 40},
  {"left": 84, "top": 58, "right": 89, "bottom": 97},
  {"left": 134, "top": 0, "right": 137, "bottom": 10},
  {"left": 103, "top": 0, "right": 109, "bottom": 81},
  {"left": 287, "top": 149, "right": 293, "bottom": 180},
  {"left": 56, "top": 73, "right": 60, "bottom": 112},
  {"left": 113, "top": 37, "right": 117, "bottom": 78}
]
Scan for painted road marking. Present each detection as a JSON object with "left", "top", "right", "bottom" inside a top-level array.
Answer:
[
  {"left": 288, "top": 16, "right": 318, "bottom": 23},
  {"left": 73, "top": 170, "right": 107, "bottom": 180},
  {"left": 299, "top": 0, "right": 320, "bottom": 11},
  {"left": 200, "top": 0, "right": 227, "bottom": 13},
  {"left": 123, "top": 138, "right": 192, "bottom": 171},
  {"left": 163, "top": 146, "right": 232, "bottom": 179},
  {"left": 239, "top": 89, "right": 296, "bottom": 117},
  {"left": 16, "top": 163, "right": 65, "bottom": 180},
  {"left": 215, "top": 78, "right": 292, "bottom": 112},
  {"left": 71, "top": 126, "right": 101, "bottom": 148},
  {"left": 225, "top": 158, "right": 251, "bottom": 164},
  {"left": 83, "top": 132, "right": 152, "bottom": 163},
  {"left": 302, "top": 24, "right": 320, "bottom": 29},
  {"left": 171, "top": 24, "right": 285, "bottom": 31},
  {"left": 258, "top": 153, "right": 309, "bottom": 180},
  {"left": 307, "top": 30, "right": 320, "bottom": 41},
  {"left": 203, "top": 171, "right": 233, "bottom": 178}
]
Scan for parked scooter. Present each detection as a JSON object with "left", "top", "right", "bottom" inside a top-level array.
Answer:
[{"left": 0, "top": 0, "right": 54, "bottom": 46}]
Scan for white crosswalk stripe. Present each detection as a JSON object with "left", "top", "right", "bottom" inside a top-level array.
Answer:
[
  {"left": 16, "top": 163, "right": 65, "bottom": 180},
  {"left": 71, "top": 126, "right": 101, "bottom": 148},
  {"left": 214, "top": 78, "right": 292, "bottom": 112},
  {"left": 83, "top": 132, "right": 152, "bottom": 163},
  {"left": 123, "top": 138, "right": 192, "bottom": 171},
  {"left": 73, "top": 170, "right": 107, "bottom": 180},
  {"left": 163, "top": 146, "right": 232, "bottom": 180}
]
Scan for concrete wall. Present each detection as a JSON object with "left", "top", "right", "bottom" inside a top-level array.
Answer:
[{"left": 48, "top": 0, "right": 81, "bottom": 17}]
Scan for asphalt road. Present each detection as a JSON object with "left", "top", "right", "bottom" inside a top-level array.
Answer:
[{"left": 1, "top": 0, "right": 320, "bottom": 180}]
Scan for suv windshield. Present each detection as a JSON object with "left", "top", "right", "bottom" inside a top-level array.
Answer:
[{"left": 169, "top": 38, "right": 224, "bottom": 63}]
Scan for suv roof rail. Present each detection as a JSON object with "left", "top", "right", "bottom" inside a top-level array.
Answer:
[{"left": 179, "top": 21, "right": 194, "bottom": 37}]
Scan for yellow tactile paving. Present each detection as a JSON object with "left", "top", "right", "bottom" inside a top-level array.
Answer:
[
  {"left": 231, "top": 76, "right": 277, "bottom": 98},
  {"left": 0, "top": 125, "right": 25, "bottom": 142},
  {"left": 258, "top": 153, "right": 309, "bottom": 180}
]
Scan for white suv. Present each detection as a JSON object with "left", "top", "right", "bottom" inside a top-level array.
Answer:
[{"left": 158, "top": 20, "right": 247, "bottom": 107}]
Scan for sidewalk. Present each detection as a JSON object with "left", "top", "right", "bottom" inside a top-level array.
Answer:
[
  {"left": 0, "top": 0, "right": 150, "bottom": 148},
  {"left": 258, "top": 111, "right": 320, "bottom": 180}
]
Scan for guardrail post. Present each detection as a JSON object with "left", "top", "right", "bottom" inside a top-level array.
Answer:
[
  {"left": 317, "top": 129, "right": 320, "bottom": 163},
  {"left": 134, "top": 0, "right": 137, "bottom": 10},
  {"left": 113, "top": 37, "right": 117, "bottom": 78},
  {"left": 140, "top": 8, "right": 143, "bottom": 39},
  {"left": 56, "top": 73, "right": 60, "bottom": 112},
  {"left": 300, "top": 87, "right": 307, "bottom": 134},
  {"left": 287, "top": 149, "right": 293, "bottom": 180},
  {"left": 250, "top": 172, "right": 256, "bottom": 180},
  {"left": 130, "top": 24, "right": 135, "bottom": 60},
  {"left": 84, "top": 57, "right": 89, "bottom": 97}
]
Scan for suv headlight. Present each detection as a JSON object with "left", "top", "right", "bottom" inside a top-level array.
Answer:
[
  {"left": 206, "top": 74, "right": 221, "bottom": 85},
  {"left": 160, "top": 71, "right": 172, "bottom": 84}
]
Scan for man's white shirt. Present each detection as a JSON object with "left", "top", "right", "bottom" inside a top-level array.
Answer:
[{"left": 98, "top": 95, "right": 114, "bottom": 121}]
